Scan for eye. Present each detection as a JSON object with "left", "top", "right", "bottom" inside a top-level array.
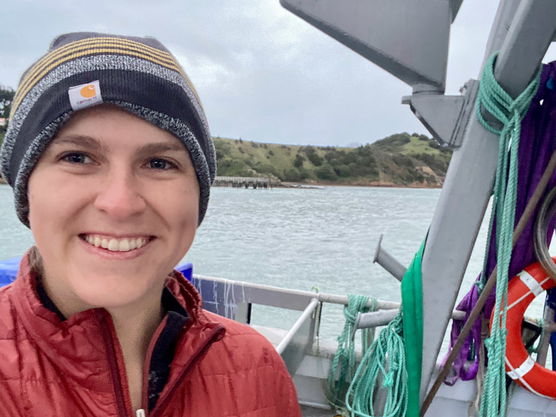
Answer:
[
  {"left": 60, "top": 152, "right": 93, "bottom": 164},
  {"left": 147, "top": 158, "right": 177, "bottom": 170}
]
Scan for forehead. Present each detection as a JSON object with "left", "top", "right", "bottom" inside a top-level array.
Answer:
[{"left": 50, "top": 105, "right": 187, "bottom": 152}]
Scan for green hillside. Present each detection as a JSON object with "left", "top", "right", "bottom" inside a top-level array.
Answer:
[
  {"left": 214, "top": 132, "right": 452, "bottom": 187},
  {"left": 0, "top": 131, "right": 452, "bottom": 188}
]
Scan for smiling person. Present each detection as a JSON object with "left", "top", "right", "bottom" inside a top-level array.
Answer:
[{"left": 0, "top": 33, "right": 301, "bottom": 417}]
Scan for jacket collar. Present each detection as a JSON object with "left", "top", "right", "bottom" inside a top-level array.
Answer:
[{"left": 10, "top": 250, "right": 225, "bottom": 390}]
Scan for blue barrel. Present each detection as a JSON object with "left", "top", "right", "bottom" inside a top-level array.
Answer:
[
  {"left": 0, "top": 257, "right": 21, "bottom": 287},
  {"left": 0, "top": 256, "right": 193, "bottom": 287},
  {"left": 176, "top": 262, "right": 193, "bottom": 281}
]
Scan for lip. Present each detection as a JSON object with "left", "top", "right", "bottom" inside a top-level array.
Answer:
[
  {"left": 80, "top": 232, "right": 154, "bottom": 239},
  {"left": 78, "top": 234, "right": 155, "bottom": 260}
]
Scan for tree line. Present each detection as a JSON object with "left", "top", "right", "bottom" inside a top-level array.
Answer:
[{"left": 0, "top": 85, "right": 14, "bottom": 145}]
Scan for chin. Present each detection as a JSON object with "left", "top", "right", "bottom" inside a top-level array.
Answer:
[{"left": 68, "top": 270, "right": 164, "bottom": 312}]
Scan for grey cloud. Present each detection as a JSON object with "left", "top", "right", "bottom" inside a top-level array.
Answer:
[{"left": 1, "top": 0, "right": 529, "bottom": 146}]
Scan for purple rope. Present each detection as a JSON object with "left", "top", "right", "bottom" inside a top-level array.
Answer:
[{"left": 445, "top": 62, "right": 556, "bottom": 385}]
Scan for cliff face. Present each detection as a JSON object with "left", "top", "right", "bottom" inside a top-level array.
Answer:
[{"left": 214, "top": 133, "right": 452, "bottom": 187}]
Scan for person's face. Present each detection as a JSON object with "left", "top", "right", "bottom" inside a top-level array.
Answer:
[{"left": 27, "top": 105, "right": 200, "bottom": 316}]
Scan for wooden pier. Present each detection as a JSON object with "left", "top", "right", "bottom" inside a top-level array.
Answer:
[{"left": 214, "top": 176, "right": 279, "bottom": 189}]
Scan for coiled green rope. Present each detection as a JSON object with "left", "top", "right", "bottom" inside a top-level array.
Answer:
[
  {"left": 476, "top": 52, "right": 541, "bottom": 417},
  {"left": 345, "top": 314, "right": 408, "bottom": 417},
  {"left": 327, "top": 294, "right": 378, "bottom": 413}
]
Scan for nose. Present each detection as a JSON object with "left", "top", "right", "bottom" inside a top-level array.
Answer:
[{"left": 93, "top": 169, "right": 146, "bottom": 219}]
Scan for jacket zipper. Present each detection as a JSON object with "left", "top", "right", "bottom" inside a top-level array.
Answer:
[
  {"left": 99, "top": 312, "right": 133, "bottom": 417},
  {"left": 137, "top": 316, "right": 170, "bottom": 417},
  {"left": 149, "top": 325, "right": 225, "bottom": 417}
]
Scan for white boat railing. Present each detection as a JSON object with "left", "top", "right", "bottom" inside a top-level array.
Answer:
[{"left": 192, "top": 273, "right": 400, "bottom": 312}]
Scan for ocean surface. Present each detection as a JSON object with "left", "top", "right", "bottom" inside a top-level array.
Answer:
[{"left": 2, "top": 183, "right": 502, "bottom": 343}]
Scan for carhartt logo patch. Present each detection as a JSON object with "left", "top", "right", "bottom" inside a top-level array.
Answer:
[
  {"left": 68, "top": 80, "right": 103, "bottom": 110},
  {"left": 80, "top": 84, "right": 97, "bottom": 98}
]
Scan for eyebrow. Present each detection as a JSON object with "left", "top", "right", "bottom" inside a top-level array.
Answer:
[
  {"left": 136, "top": 142, "right": 186, "bottom": 155},
  {"left": 50, "top": 135, "right": 103, "bottom": 151},
  {"left": 50, "top": 135, "right": 186, "bottom": 154}
]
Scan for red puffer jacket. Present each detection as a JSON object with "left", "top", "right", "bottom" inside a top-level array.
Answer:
[{"left": 0, "top": 255, "right": 301, "bottom": 417}]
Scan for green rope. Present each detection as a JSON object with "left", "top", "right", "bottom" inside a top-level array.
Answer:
[
  {"left": 345, "top": 241, "right": 426, "bottom": 417},
  {"left": 476, "top": 52, "right": 541, "bottom": 417},
  {"left": 345, "top": 314, "right": 407, "bottom": 417},
  {"left": 327, "top": 294, "right": 378, "bottom": 413}
]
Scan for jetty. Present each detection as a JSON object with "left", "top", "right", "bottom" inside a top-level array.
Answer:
[{"left": 213, "top": 176, "right": 279, "bottom": 189}]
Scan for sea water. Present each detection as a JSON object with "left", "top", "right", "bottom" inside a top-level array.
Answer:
[{"left": 1, "top": 183, "right": 497, "bottom": 341}]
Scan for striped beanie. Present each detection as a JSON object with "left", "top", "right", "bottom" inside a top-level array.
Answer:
[{"left": 0, "top": 32, "right": 216, "bottom": 227}]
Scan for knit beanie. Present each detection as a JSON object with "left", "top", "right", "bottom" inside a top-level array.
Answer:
[{"left": 0, "top": 32, "right": 216, "bottom": 227}]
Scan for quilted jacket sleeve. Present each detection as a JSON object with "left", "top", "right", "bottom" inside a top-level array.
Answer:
[
  {"left": 268, "top": 346, "right": 302, "bottom": 417},
  {"left": 198, "top": 310, "right": 303, "bottom": 417}
]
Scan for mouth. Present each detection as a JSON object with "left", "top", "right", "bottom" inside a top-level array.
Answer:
[{"left": 79, "top": 234, "right": 154, "bottom": 252}]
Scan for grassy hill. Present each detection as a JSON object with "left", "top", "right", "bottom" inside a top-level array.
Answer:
[
  {"left": 0, "top": 131, "right": 452, "bottom": 188},
  {"left": 215, "top": 132, "right": 452, "bottom": 187}
]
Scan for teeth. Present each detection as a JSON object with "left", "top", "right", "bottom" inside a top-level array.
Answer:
[
  {"left": 84, "top": 235, "right": 149, "bottom": 252},
  {"left": 119, "top": 239, "right": 130, "bottom": 252},
  {"left": 108, "top": 239, "right": 119, "bottom": 251}
]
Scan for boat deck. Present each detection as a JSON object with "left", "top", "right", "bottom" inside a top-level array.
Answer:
[{"left": 300, "top": 405, "right": 336, "bottom": 417}]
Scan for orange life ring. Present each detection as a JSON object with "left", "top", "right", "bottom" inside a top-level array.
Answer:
[{"left": 491, "top": 259, "right": 556, "bottom": 398}]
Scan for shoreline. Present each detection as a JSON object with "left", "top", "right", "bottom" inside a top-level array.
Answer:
[
  {"left": 0, "top": 179, "right": 442, "bottom": 189},
  {"left": 278, "top": 180, "right": 443, "bottom": 190}
]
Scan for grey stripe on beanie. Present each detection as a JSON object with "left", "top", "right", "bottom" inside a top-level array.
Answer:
[{"left": 0, "top": 32, "right": 216, "bottom": 227}]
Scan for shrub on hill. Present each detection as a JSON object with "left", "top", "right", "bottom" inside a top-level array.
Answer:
[
  {"left": 252, "top": 162, "right": 281, "bottom": 178},
  {"left": 218, "top": 158, "right": 252, "bottom": 177},
  {"left": 283, "top": 168, "right": 310, "bottom": 182},
  {"left": 301, "top": 146, "right": 323, "bottom": 166},
  {"left": 372, "top": 133, "right": 411, "bottom": 151},
  {"left": 392, "top": 154, "right": 415, "bottom": 169},
  {"left": 294, "top": 153, "right": 305, "bottom": 168},
  {"left": 412, "top": 153, "right": 449, "bottom": 176},
  {"left": 214, "top": 139, "right": 232, "bottom": 160},
  {"left": 333, "top": 164, "right": 352, "bottom": 178},
  {"left": 315, "top": 165, "right": 337, "bottom": 181}
]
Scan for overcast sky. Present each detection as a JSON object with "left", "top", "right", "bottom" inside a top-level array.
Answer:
[{"left": 1, "top": 1, "right": 555, "bottom": 146}]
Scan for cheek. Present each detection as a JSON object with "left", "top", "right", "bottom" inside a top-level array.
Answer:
[
  {"left": 28, "top": 178, "right": 68, "bottom": 228},
  {"left": 27, "top": 174, "right": 51, "bottom": 231},
  {"left": 171, "top": 184, "right": 199, "bottom": 245},
  {"left": 27, "top": 176, "right": 62, "bottom": 275},
  {"left": 176, "top": 198, "right": 199, "bottom": 236},
  {"left": 177, "top": 177, "right": 200, "bottom": 224}
]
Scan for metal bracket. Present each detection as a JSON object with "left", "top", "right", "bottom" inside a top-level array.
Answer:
[{"left": 402, "top": 79, "right": 479, "bottom": 148}]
